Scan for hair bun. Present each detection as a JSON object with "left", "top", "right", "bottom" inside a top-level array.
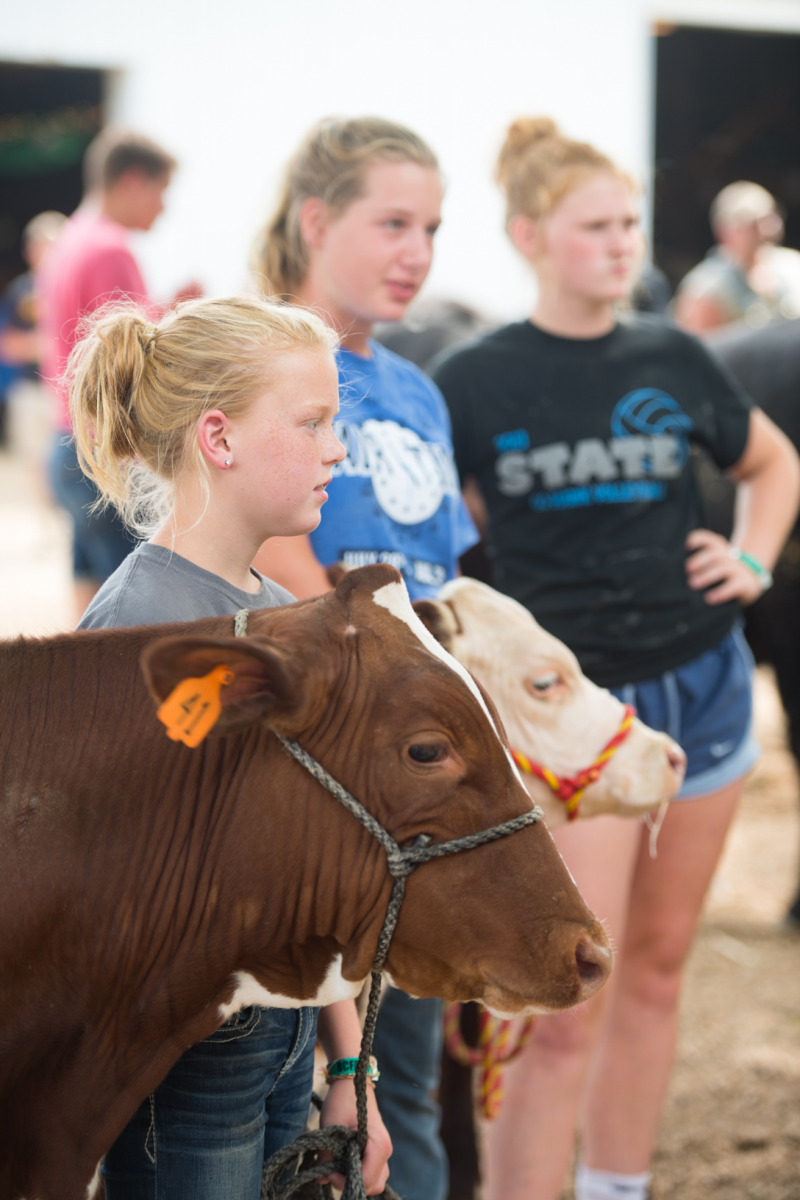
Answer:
[
  {"left": 497, "top": 117, "right": 560, "bottom": 187},
  {"left": 506, "top": 117, "right": 559, "bottom": 149}
]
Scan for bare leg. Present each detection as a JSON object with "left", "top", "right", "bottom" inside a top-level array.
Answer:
[
  {"left": 483, "top": 816, "right": 641, "bottom": 1200},
  {"left": 581, "top": 780, "right": 742, "bottom": 1171}
]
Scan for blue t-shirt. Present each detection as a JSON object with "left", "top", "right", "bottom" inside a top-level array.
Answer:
[{"left": 310, "top": 342, "right": 478, "bottom": 599}]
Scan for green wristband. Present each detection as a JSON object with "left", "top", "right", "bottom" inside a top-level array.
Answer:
[
  {"left": 729, "top": 547, "right": 773, "bottom": 591},
  {"left": 325, "top": 1054, "right": 380, "bottom": 1084}
]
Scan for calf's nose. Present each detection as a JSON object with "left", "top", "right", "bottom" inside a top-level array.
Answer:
[{"left": 575, "top": 922, "right": 613, "bottom": 1000}]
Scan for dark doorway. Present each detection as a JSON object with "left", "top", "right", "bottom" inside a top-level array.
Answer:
[
  {"left": 0, "top": 63, "right": 105, "bottom": 290},
  {"left": 653, "top": 25, "right": 800, "bottom": 290}
]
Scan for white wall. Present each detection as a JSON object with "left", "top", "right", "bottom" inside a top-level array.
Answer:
[{"left": 4, "top": 0, "right": 800, "bottom": 320}]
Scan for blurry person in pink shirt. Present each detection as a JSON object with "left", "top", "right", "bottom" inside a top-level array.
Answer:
[{"left": 39, "top": 127, "right": 198, "bottom": 619}]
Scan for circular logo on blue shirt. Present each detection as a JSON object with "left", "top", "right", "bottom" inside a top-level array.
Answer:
[{"left": 362, "top": 419, "right": 453, "bottom": 524}]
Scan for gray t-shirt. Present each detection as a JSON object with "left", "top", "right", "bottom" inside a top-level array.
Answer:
[{"left": 78, "top": 542, "right": 295, "bottom": 630}]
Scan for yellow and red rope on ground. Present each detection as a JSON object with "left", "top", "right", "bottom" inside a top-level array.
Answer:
[{"left": 443, "top": 1003, "right": 537, "bottom": 1120}]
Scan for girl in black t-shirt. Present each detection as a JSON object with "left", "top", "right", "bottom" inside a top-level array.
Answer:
[{"left": 433, "top": 118, "right": 800, "bottom": 1200}]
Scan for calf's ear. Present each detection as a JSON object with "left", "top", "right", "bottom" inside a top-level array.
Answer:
[
  {"left": 412, "top": 599, "right": 461, "bottom": 652},
  {"left": 140, "top": 635, "right": 301, "bottom": 736}
]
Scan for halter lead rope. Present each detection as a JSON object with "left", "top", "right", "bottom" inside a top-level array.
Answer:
[
  {"left": 510, "top": 704, "right": 636, "bottom": 820},
  {"left": 231, "top": 611, "right": 543, "bottom": 1200}
]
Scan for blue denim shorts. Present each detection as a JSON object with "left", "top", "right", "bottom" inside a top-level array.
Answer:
[{"left": 611, "top": 626, "right": 760, "bottom": 799}]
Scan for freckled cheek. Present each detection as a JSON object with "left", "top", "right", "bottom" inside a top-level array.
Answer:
[{"left": 254, "top": 435, "right": 321, "bottom": 500}]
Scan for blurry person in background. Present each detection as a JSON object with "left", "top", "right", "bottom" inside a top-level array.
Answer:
[
  {"left": 39, "top": 127, "right": 199, "bottom": 621},
  {"left": 0, "top": 211, "right": 66, "bottom": 452},
  {"left": 674, "top": 181, "right": 781, "bottom": 334},
  {"left": 630, "top": 262, "right": 672, "bottom": 316}
]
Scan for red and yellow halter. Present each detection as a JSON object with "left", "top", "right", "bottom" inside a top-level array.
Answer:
[{"left": 510, "top": 704, "right": 636, "bottom": 821}]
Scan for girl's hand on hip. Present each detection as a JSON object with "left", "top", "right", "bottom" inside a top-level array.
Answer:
[
  {"left": 685, "top": 528, "right": 764, "bottom": 606},
  {"left": 319, "top": 1076, "right": 392, "bottom": 1194}
]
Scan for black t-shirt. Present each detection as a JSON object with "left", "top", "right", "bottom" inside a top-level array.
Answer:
[{"left": 433, "top": 316, "right": 752, "bottom": 687}]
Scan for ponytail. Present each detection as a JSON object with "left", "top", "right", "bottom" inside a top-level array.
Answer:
[{"left": 68, "top": 295, "right": 338, "bottom": 537}]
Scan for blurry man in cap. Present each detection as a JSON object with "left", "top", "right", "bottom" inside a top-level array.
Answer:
[{"left": 675, "top": 181, "right": 782, "bottom": 334}]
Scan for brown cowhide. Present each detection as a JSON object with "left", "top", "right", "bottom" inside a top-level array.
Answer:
[{"left": 0, "top": 565, "right": 610, "bottom": 1200}]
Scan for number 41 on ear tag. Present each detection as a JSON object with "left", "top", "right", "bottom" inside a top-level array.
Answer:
[{"left": 157, "top": 664, "right": 235, "bottom": 748}]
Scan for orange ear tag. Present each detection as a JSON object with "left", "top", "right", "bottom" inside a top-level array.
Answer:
[{"left": 157, "top": 664, "right": 235, "bottom": 748}]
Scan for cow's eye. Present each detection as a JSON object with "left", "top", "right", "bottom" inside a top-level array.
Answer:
[
  {"left": 408, "top": 743, "right": 446, "bottom": 764},
  {"left": 530, "top": 672, "right": 560, "bottom": 693}
]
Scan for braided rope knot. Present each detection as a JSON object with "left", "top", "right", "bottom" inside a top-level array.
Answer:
[
  {"left": 260, "top": 737, "right": 542, "bottom": 1199},
  {"left": 511, "top": 704, "right": 636, "bottom": 820},
  {"left": 261, "top": 1123, "right": 402, "bottom": 1200}
]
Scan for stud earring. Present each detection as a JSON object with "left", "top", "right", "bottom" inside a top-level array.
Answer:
[{"left": 224, "top": 458, "right": 231, "bottom": 466}]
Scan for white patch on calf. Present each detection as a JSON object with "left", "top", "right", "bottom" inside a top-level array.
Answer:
[
  {"left": 86, "top": 1163, "right": 103, "bottom": 1199},
  {"left": 372, "top": 580, "right": 526, "bottom": 785},
  {"left": 217, "top": 954, "right": 365, "bottom": 1021}
]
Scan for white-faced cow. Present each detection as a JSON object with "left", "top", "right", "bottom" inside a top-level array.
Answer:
[
  {"left": 414, "top": 578, "right": 686, "bottom": 827},
  {"left": 413, "top": 577, "right": 686, "bottom": 1200},
  {"left": 0, "top": 564, "right": 611, "bottom": 1200}
]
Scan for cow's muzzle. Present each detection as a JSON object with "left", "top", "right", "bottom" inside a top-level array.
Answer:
[{"left": 575, "top": 922, "right": 613, "bottom": 999}]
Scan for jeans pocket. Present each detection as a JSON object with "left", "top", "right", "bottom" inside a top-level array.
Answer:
[
  {"left": 269, "top": 1008, "right": 314, "bottom": 1093},
  {"left": 206, "top": 1004, "right": 262, "bottom": 1043}
]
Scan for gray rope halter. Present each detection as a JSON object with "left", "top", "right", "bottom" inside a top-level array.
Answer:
[{"left": 232, "top": 609, "right": 543, "bottom": 1199}]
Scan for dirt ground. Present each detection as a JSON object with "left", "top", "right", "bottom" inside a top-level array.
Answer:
[
  {"left": 0, "top": 437, "right": 798, "bottom": 1198},
  {"left": 646, "top": 672, "right": 800, "bottom": 1200}
]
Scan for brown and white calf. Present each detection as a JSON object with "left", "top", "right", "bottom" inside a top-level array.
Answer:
[
  {"left": 0, "top": 564, "right": 610, "bottom": 1200},
  {"left": 415, "top": 578, "right": 685, "bottom": 827}
]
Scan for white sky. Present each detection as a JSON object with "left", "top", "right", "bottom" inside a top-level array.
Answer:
[{"left": 5, "top": 0, "right": 800, "bottom": 320}]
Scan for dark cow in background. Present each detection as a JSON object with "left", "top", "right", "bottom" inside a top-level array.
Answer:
[
  {"left": 703, "top": 316, "right": 800, "bottom": 924},
  {"left": 0, "top": 564, "right": 611, "bottom": 1200},
  {"left": 375, "top": 298, "right": 495, "bottom": 374}
]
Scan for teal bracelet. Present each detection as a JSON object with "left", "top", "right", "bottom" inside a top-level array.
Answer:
[
  {"left": 325, "top": 1054, "right": 380, "bottom": 1085},
  {"left": 729, "top": 547, "right": 774, "bottom": 591}
]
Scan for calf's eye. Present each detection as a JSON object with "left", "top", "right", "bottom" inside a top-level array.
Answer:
[
  {"left": 408, "top": 744, "right": 446, "bottom": 764},
  {"left": 531, "top": 672, "right": 560, "bottom": 693}
]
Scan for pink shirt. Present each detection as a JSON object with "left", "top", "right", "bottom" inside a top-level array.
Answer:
[{"left": 39, "top": 210, "right": 149, "bottom": 431}]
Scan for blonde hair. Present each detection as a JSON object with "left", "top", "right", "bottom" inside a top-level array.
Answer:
[
  {"left": 496, "top": 117, "right": 633, "bottom": 229},
  {"left": 68, "top": 295, "right": 338, "bottom": 537},
  {"left": 253, "top": 116, "right": 438, "bottom": 297}
]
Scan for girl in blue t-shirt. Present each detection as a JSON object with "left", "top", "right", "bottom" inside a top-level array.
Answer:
[{"left": 252, "top": 116, "right": 477, "bottom": 1200}]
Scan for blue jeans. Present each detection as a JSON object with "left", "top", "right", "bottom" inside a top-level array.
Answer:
[
  {"left": 49, "top": 436, "right": 135, "bottom": 581},
  {"left": 103, "top": 1005, "right": 318, "bottom": 1200},
  {"left": 372, "top": 988, "right": 448, "bottom": 1200}
]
